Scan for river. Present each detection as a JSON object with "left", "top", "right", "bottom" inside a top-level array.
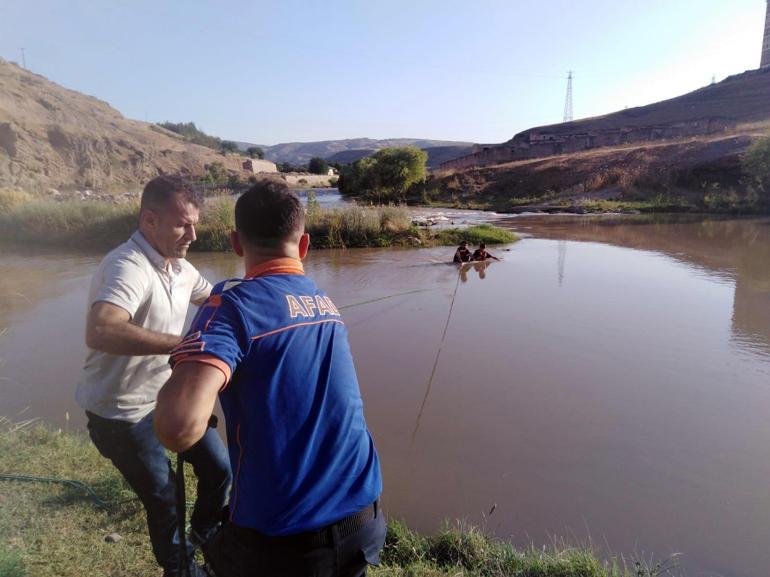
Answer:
[{"left": 2, "top": 211, "right": 770, "bottom": 577}]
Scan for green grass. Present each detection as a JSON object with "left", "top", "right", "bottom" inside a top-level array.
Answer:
[
  {"left": 0, "top": 425, "right": 679, "bottom": 577},
  {"left": 434, "top": 224, "right": 518, "bottom": 246},
  {"left": 0, "top": 544, "right": 25, "bottom": 577},
  {"left": 0, "top": 196, "right": 518, "bottom": 251}
]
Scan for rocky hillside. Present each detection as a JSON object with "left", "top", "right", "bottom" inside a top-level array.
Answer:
[
  {"left": 444, "top": 67, "right": 770, "bottom": 170},
  {"left": 0, "top": 58, "right": 246, "bottom": 192},
  {"left": 429, "top": 130, "right": 766, "bottom": 212}
]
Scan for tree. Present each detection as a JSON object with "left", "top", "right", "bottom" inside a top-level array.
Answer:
[
  {"left": 338, "top": 147, "right": 427, "bottom": 203},
  {"left": 157, "top": 121, "right": 223, "bottom": 150},
  {"left": 279, "top": 162, "right": 295, "bottom": 173},
  {"left": 308, "top": 157, "right": 329, "bottom": 175},
  {"left": 371, "top": 147, "right": 427, "bottom": 203},
  {"left": 220, "top": 141, "right": 239, "bottom": 154},
  {"left": 247, "top": 146, "right": 265, "bottom": 159}
]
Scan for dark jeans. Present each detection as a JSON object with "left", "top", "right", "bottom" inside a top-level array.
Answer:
[
  {"left": 203, "top": 503, "right": 387, "bottom": 577},
  {"left": 87, "top": 410, "right": 232, "bottom": 574}
]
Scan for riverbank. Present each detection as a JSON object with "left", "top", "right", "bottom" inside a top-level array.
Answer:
[
  {"left": 0, "top": 424, "right": 673, "bottom": 577},
  {"left": 422, "top": 130, "right": 770, "bottom": 216},
  {"left": 0, "top": 192, "right": 517, "bottom": 251}
]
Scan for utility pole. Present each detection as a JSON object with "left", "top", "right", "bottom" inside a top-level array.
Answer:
[
  {"left": 563, "top": 71, "right": 574, "bottom": 123},
  {"left": 20, "top": 48, "right": 26, "bottom": 69}
]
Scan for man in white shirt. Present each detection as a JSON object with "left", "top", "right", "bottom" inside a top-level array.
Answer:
[{"left": 76, "top": 175, "right": 231, "bottom": 577}]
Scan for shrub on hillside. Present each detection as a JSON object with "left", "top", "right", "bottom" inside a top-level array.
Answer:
[{"left": 743, "top": 135, "right": 770, "bottom": 190}]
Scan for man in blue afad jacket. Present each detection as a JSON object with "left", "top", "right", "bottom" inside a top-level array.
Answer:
[{"left": 155, "top": 179, "right": 385, "bottom": 577}]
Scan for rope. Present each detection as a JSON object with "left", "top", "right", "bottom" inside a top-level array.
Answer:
[
  {"left": 0, "top": 473, "right": 110, "bottom": 508},
  {"left": 411, "top": 268, "right": 463, "bottom": 445},
  {"left": 0, "top": 473, "right": 195, "bottom": 508},
  {"left": 339, "top": 288, "right": 432, "bottom": 311},
  {"left": 176, "top": 454, "right": 190, "bottom": 577}
]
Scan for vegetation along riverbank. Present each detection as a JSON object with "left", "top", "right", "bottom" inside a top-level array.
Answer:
[
  {"left": 0, "top": 423, "right": 676, "bottom": 577},
  {"left": 0, "top": 189, "right": 517, "bottom": 251}
]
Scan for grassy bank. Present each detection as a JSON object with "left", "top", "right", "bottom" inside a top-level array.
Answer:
[
  {"left": 0, "top": 193, "right": 517, "bottom": 251},
  {"left": 0, "top": 425, "right": 676, "bottom": 577}
]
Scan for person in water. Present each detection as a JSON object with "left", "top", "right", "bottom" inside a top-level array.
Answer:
[
  {"left": 472, "top": 242, "right": 500, "bottom": 261},
  {"left": 453, "top": 240, "right": 472, "bottom": 263}
]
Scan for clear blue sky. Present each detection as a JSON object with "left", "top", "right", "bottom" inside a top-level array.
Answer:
[{"left": 0, "top": 0, "right": 765, "bottom": 145}]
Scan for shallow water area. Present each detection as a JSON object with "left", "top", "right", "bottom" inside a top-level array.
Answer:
[{"left": 2, "top": 214, "right": 770, "bottom": 577}]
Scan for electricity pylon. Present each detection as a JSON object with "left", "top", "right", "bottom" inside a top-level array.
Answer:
[{"left": 563, "top": 71, "right": 573, "bottom": 123}]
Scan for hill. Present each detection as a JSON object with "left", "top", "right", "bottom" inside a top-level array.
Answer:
[
  {"left": 326, "top": 144, "right": 474, "bottom": 168},
  {"left": 0, "top": 58, "right": 246, "bottom": 192},
  {"left": 443, "top": 67, "right": 770, "bottom": 170},
  {"left": 237, "top": 138, "right": 473, "bottom": 165},
  {"left": 429, "top": 131, "right": 762, "bottom": 211}
]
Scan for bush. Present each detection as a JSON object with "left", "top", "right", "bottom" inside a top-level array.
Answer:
[
  {"left": 220, "top": 141, "right": 239, "bottom": 154},
  {"left": 0, "top": 187, "right": 34, "bottom": 213},
  {"left": 308, "top": 157, "right": 329, "bottom": 175},
  {"left": 196, "top": 198, "right": 236, "bottom": 251},
  {"left": 306, "top": 205, "right": 414, "bottom": 248},
  {"left": 743, "top": 135, "right": 770, "bottom": 190},
  {"left": 202, "top": 161, "right": 228, "bottom": 185},
  {"left": 246, "top": 146, "right": 264, "bottom": 159}
]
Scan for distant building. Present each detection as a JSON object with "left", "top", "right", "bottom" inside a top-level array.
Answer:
[
  {"left": 759, "top": 1, "right": 770, "bottom": 68},
  {"left": 242, "top": 158, "right": 278, "bottom": 174}
]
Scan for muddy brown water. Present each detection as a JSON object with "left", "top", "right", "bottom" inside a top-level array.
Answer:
[{"left": 2, "top": 215, "right": 770, "bottom": 577}]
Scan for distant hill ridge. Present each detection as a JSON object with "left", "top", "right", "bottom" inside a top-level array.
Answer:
[
  {"left": 0, "top": 57, "right": 470, "bottom": 192},
  {"left": 235, "top": 138, "right": 474, "bottom": 166},
  {"left": 0, "top": 58, "right": 246, "bottom": 192},
  {"left": 442, "top": 67, "right": 770, "bottom": 170}
]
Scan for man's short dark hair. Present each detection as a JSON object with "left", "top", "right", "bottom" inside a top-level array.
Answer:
[
  {"left": 140, "top": 175, "right": 202, "bottom": 211},
  {"left": 235, "top": 179, "right": 305, "bottom": 246}
]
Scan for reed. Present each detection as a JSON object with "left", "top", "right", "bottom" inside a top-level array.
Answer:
[
  {"left": 0, "top": 199, "right": 138, "bottom": 248},
  {"left": 0, "top": 196, "right": 517, "bottom": 251}
]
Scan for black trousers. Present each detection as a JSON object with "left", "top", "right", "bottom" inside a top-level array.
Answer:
[
  {"left": 203, "top": 504, "right": 387, "bottom": 577},
  {"left": 86, "top": 410, "right": 231, "bottom": 574}
]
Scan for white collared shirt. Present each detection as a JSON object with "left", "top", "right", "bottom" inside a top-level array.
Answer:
[{"left": 76, "top": 231, "right": 212, "bottom": 422}]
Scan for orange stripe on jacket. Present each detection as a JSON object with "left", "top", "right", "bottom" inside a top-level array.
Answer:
[
  {"left": 250, "top": 319, "right": 345, "bottom": 342},
  {"left": 174, "top": 354, "right": 232, "bottom": 390}
]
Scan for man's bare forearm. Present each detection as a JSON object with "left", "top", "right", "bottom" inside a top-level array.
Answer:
[{"left": 87, "top": 321, "right": 181, "bottom": 355}]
